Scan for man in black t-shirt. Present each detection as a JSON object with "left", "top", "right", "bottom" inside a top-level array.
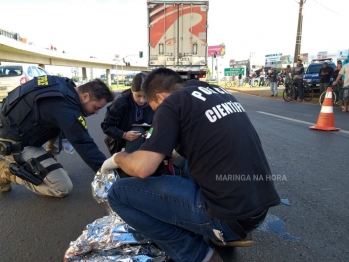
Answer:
[
  {"left": 102, "top": 68, "right": 280, "bottom": 262},
  {"left": 319, "top": 62, "right": 334, "bottom": 94}
]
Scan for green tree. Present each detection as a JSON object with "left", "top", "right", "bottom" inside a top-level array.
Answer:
[
  {"left": 57, "top": 73, "right": 63, "bottom": 77},
  {"left": 71, "top": 76, "right": 79, "bottom": 82}
]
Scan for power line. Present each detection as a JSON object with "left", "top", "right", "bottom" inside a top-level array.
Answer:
[{"left": 311, "top": 0, "right": 342, "bottom": 16}]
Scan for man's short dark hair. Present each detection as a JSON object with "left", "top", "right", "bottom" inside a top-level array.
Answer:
[
  {"left": 297, "top": 59, "right": 302, "bottom": 62},
  {"left": 78, "top": 78, "right": 114, "bottom": 102},
  {"left": 142, "top": 68, "right": 184, "bottom": 102}
]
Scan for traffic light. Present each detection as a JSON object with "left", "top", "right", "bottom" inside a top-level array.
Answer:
[{"left": 139, "top": 51, "right": 143, "bottom": 58}]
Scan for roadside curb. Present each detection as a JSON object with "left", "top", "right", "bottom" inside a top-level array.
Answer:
[
  {"left": 226, "top": 86, "right": 285, "bottom": 101},
  {"left": 225, "top": 86, "right": 320, "bottom": 105}
]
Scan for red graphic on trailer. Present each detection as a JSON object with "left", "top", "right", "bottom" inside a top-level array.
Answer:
[{"left": 149, "top": 4, "right": 207, "bottom": 49}]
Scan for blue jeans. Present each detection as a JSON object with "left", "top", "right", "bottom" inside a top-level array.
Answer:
[
  {"left": 259, "top": 77, "right": 265, "bottom": 86},
  {"left": 294, "top": 79, "right": 304, "bottom": 99},
  {"left": 107, "top": 175, "right": 243, "bottom": 262},
  {"left": 270, "top": 81, "right": 278, "bottom": 95}
]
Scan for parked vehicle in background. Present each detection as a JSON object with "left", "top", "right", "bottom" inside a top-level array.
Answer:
[
  {"left": 147, "top": 0, "right": 209, "bottom": 80},
  {"left": 123, "top": 74, "right": 135, "bottom": 86},
  {"left": 0, "top": 63, "right": 50, "bottom": 102},
  {"left": 303, "top": 58, "right": 336, "bottom": 92}
]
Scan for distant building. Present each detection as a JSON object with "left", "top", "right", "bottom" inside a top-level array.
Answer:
[
  {"left": 265, "top": 53, "right": 283, "bottom": 68},
  {"left": 0, "top": 28, "right": 21, "bottom": 41}
]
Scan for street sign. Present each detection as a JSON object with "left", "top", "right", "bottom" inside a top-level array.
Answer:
[{"left": 224, "top": 68, "right": 244, "bottom": 76}]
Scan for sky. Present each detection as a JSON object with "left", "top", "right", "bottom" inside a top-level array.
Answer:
[{"left": 1, "top": 0, "right": 348, "bottom": 71}]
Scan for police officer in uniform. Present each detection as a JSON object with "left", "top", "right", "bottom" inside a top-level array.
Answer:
[
  {"left": 0, "top": 76, "right": 114, "bottom": 197},
  {"left": 102, "top": 68, "right": 280, "bottom": 262}
]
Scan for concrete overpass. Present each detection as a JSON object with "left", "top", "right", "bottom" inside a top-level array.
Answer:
[{"left": 0, "top": 35, "right": 147, "bottom": 85}]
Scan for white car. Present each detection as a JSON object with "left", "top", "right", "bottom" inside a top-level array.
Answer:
[{"left": 0, "top": 63, "right": 50, "bottom": 102}]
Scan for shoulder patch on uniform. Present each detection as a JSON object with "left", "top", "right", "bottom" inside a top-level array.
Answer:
[
  {"left": 37, "top": 75, "right": 49, "bottom": 86},
  {"left": 78, "top": 115, "right": 88, "bottom": 129}
]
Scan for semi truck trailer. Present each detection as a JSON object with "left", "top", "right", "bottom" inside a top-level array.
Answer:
[{"left": 147, "top": 0, "right": 209, "bottom": 80}]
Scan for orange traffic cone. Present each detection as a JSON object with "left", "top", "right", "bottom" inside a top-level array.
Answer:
[{"left": 310, "top": 87, "right": 339, "bottom": 131}]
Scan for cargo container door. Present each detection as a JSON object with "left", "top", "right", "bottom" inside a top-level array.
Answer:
[
  {"left": 177, "top": 2, "right": 208, "bottom": 69},
  {"left": 148, "top": 2, "right": 177, "bottom": 68}
]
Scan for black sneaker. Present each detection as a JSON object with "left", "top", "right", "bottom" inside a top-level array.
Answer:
[{"left": 270, "top": 94, "right": 274, "bottom": 97}]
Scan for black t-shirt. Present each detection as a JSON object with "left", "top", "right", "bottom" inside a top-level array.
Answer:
[
  {"left": 140, "top": 80, "right": 280, "bottom": 220},
  {"left": 319, "top": 66, "right": 334, "bottom": 83},
  {"left": 332, "top": 68, "right": 340, "bottom": 80}
]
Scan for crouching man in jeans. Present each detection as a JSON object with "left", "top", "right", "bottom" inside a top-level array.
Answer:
[{"left": 102, "top": 68, "right": 280, "bottom": 262}]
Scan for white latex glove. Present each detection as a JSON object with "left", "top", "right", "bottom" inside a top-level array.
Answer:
[{"left": 101, "top": 153, "right": 119, "bottom": 173}]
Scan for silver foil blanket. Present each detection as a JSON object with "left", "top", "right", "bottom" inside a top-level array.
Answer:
[
  {"left": 64, "top": 170, "right": 168, "bottom": 262},
  {"left": 91, "top": 170, "right": 118, "bottom": 205}
]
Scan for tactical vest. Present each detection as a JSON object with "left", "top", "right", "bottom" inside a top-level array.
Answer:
[{"left": 0, "top": 75, "right": 79, "bottom": 147}]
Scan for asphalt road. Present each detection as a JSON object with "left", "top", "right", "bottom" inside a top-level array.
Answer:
[{"left": 0, "top": 91, "right": 348, "bottom": 262}]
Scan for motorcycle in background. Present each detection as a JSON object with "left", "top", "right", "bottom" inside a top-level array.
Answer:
[{"left": 277, "top": 73, "right": 284, "bottom": 86}]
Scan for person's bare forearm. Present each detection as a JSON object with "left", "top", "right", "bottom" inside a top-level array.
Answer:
[{"left": 114, "top": 150, "right": 165, "bottom": 178}]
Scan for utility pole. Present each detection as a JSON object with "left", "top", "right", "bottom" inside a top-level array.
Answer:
[{"left": 293, "top": 0, "right": 306, "bottom": 64}]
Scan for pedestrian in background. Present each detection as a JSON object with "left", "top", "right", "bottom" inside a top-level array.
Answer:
[
  {"left": 292, "top": 59, "right": 305, "bottom": 102},
  {"left": 259, "top": 67, "right": 265, "bottom": 87},
  {"left": 268, "top": 68, "right": 278, "bottom": 97},
  {"left": 341, "top": 54, "right": 348, "bottom": 81},
  {"left": 332, "top": 60, "right": 342, "bottom": 81},
  {"left": 238, "top": 72, "right": 242, "bottom": 87},
  {"left": 319, "top": 62, "right": 334, "bottom": 94},
  {"left": 250, "top": 70, "right": 257, "bottom": 87},
  {"left": 284, "top": 65, "right": 293, "bottom": 90},
  {"left": 333, "top": 62, "right": 349, "bottom": 112}
]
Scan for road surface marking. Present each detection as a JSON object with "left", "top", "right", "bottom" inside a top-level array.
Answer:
[{"left": 257, "top": 111, "right": 349, "bottom": 135}]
